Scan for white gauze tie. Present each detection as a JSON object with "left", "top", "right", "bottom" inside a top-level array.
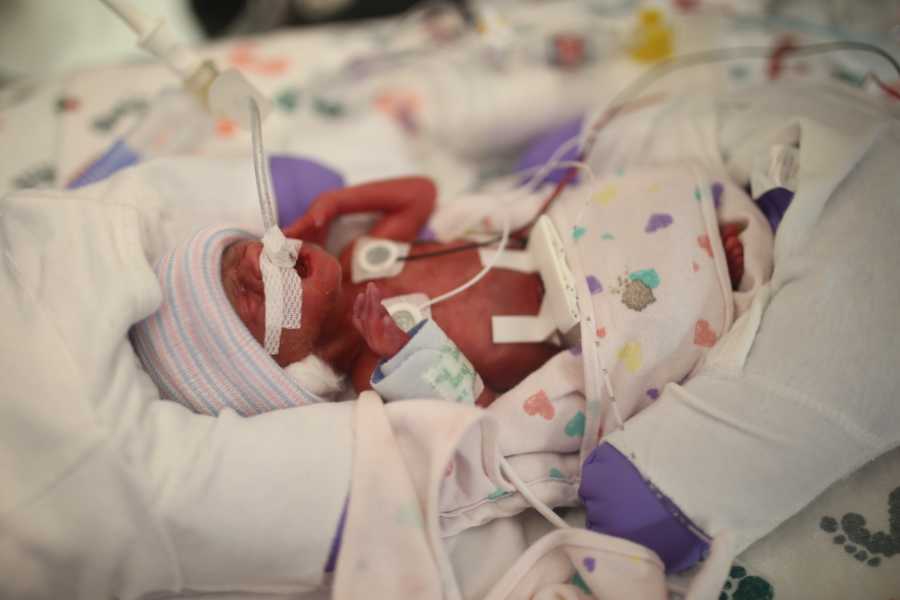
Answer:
[{"left": 260, "top": 226, "right": 303, "bottom": 355}]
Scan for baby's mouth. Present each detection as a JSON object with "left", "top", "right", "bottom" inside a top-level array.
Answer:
[{"left": 296, "top": 250, "right": 311, "bottom": 278}]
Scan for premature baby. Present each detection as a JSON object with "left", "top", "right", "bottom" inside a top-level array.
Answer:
[{"left": 132, "top": 173, "right": 746, "bottom": 415}]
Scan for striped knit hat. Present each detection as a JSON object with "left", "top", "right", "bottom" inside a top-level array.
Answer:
[{"left": 131, "top": 225, "right": 324, "bottom": 416}]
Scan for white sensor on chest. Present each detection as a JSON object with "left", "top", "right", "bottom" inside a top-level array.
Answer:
[{"left": 351, "top": 237, "right": 410, "bottom": 283}]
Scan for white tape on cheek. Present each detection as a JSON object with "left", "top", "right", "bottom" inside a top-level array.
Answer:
[{"left": 260, "top": 227, "right": 303, "bottom": 355}]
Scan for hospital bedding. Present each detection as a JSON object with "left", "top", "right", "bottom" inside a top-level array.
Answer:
[{"left": 1, "top": 1, "right": 899, "bottom": 598}]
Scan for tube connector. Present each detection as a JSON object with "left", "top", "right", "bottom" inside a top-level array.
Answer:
[
  {"left": 207, "top": 68, "right": 273, "bottom": 129},
  {"left": 99, "top": 0, "right": 272, "bottom": 129}
]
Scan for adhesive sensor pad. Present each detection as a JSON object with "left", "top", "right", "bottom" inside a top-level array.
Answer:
[{"left": 351, "top": 237, "right": 410, "bottom": 283}]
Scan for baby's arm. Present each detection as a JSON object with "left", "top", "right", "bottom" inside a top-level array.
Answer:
[
  {"left": 283, "top": 177, "right": 436, "bottom": 244},
  {"left": 352, "top": 284, "right": 496, "bottom": 407}
]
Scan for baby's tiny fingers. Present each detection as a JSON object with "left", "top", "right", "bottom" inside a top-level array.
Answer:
[
  {"left": 353, "top": 291, "right": 362, "bottom": 314},
  {"left": 364, "top": 284, "right": 380, "bottom": 318}
]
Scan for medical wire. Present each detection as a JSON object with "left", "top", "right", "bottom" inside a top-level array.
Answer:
[
  {"left": 416, "top": 141, "right": 558, "bottom": 308},
  {"left": 399, "top": 157, "right": 597, "bottom": 262},
  {"left": 419, "top": 194, "right": 512, "bottom": 309},
  {"left": 516, "top": 134, "right": 586, "bottom": 187},
  {"left": 416, "top": 125, "right": 586, "bottom": 299},
  {"left": 580, "top": 41, "right": 900, "bottom": 162},
  {"left": 499, "top": 456, "right": 571, "bottom": 530},
  {"left": 417, "top": 159, "right": 598, "bottom": 309}
]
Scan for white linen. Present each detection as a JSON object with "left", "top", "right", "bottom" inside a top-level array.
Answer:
[{"left": 0, "top": 173, "right": 353, "bottom": 598}]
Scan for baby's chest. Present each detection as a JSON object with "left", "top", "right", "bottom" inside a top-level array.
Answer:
[{"left": 343, "top": 244, "right": 554, "bottom": 390}]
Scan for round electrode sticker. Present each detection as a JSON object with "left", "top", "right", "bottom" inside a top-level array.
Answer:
[
  {"left": 359, "top": 240, "right": 398, "bottom": 272},
  {"left": 387, "top": 302, "right": 423, "bottom": 332},
  {"left": 351, "top": 237, "right": 411, "bottom": 284}
]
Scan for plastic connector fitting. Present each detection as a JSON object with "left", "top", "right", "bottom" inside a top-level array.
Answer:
[{"left": 206, "top": 68, "right": 273, "bottom": 129}]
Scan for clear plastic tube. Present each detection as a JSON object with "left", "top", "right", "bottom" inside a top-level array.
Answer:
[{"left": 249, "top": 98, "right": 278, "bottom": 231}]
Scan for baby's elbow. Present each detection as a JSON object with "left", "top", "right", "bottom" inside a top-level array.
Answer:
[{"left": 410, "top": 176, "right": 437, "bottom": 210}]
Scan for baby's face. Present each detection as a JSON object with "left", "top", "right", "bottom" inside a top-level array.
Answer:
[{"left": 221, "top": 238, "right": 343, "bottom": 365}]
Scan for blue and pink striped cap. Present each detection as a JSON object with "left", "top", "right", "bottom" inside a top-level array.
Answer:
[{"left": 131, "top": 225, "right": 324, "bottom": 416}]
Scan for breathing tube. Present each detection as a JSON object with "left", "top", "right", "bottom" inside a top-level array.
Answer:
[{"left": 100, "top": 0, "right": 302, "bottom": 356}]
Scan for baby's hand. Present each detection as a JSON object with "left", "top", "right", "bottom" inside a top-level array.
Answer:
[
  {"left": 719, "top": 222, "right": 745, "bottom": 290},
  {"left": 352, "top": 283, "right": 411, "bottom": 359}
]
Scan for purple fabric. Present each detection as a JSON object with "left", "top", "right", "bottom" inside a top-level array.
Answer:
[
  {"left": 579, "top": 443, "right": 709, "bottom": 573},
  {"left": 324, "top": 498, "right": 348, "bottom": 573},
  {"left": 270, "top": 155, "right": 345, "bottom": 227},
  {"left": 755, "top": 186, "right": 794, "bottom": 232},
  {"left": 417, "top": 224, "right": 437, "bottom": 241},
  {"left": 67, "top": 139, "right": 141, "bottom": 189},
  {"left": 517, "top": 117, "right": 583, "bottom": 187},
  {"left": 67, "top": 148, "right": 345, "bottom": 226}
]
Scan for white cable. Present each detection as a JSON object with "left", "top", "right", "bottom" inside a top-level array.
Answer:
[
  {"left": 499, "top": 457, "right": 570, "bottom": 530},
  {"left": 521, "top": 134, "right": 586, "bottom": 187},
  {"left": 601, "top": 367, "right": 627, "bottom": 433},
  {"left": 419, "top": 139, "right": 560, "bottom": 310},
  {"left": 549, "top": 160, "right": 597, "bottom": 188},
  {"left": 420, "top": 198, "right": 511, "bottom": 309},
  {"left": 578, "top": 42, "right": 900, "bottom": 165},
  {"left": 421, "top": 148, "right": 597, "bottom": 311}
]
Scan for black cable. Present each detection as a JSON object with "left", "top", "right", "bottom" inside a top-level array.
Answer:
[{"left": 400, "top": 235, "right": 526, "bottom": 261}]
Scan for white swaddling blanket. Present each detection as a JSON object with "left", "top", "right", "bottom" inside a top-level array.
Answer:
[{"left": 0, "top": 179, "right": 352, "bottom": 597}]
